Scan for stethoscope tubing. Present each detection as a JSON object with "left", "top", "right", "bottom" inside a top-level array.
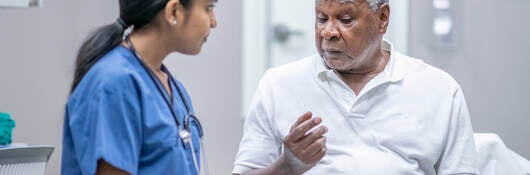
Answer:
[{"left": 125, "top": 37, "right": 205, "bottom": 174}]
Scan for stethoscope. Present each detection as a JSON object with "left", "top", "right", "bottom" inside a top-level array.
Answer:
[{"left": 125, "top": 36, "right": 208, "bottom": 175}]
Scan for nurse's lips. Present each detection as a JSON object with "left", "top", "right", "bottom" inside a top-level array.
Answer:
[{"left": 204, "top": 34, "right": 210, "bottom": 42}]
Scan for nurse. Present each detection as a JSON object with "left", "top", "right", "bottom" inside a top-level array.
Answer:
[{"left": 61, "top": 0, "right": 217, "bottom": 174}]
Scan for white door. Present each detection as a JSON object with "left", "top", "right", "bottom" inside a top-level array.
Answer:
[
  {"left": 242, "top": 0, "right": 410, "bottom": 115},
  {"left": 268, "top": 0, "right": 316, "bottom": 67}
]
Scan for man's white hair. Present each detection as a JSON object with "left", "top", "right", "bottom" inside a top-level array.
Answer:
[
  {"left": 367, "top": 0, "right": 389, "bottom": 11},
  {"left": 338, "top": 0, "right": 389, "bottom": 11}
]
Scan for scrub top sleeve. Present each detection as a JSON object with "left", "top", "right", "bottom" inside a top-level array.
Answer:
[
  {"left": 233, "top": 77, "right": 282, "bottom": 174},
  {"left": 436, "top": 87, "right": 479, "bottom": 175},
  {"left": 68, "top": 83, "right": 142, "bottom": 175}
]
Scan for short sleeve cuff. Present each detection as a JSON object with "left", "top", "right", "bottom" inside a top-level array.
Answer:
[
  {"left": 232, "top": 164, "right": 256, "bottom": 174},
  {"left": 80, "top": 154, "right": 137, "bottom": 175}
]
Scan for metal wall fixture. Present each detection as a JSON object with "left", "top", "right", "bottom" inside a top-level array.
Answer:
[
  {"left": 432, "top": 0, "right": 453, "bottom": 45},
  {"left": 0, "top": 0, "right": 43, "bottom": 8}
]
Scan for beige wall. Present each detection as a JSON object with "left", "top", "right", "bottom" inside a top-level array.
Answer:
[
  {"left": 0, "top": 1, "right": 76, "bottom": 174},
  {"left": 0, "top": 0, "right": 243, "bottom": 174},
  {"left": 164, "top": 1, "right": 244, "bottom": 173}
]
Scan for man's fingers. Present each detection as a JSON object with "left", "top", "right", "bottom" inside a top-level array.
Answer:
[
  {"left": 310, "top": 146, "right": 327, "bottom": 162},
  {"left": 290, "top": 117, "right": 322, "bottom": 142},
  {"left": 297, "top": 126, "right": 327, "bottom": 149},
  {"left": 296, "top": 139, "right": 327, "bottom": 166},
  {"left": 290, "top": 112, "right": 312, "bottom": 132},
  {"left": 302, "top": 136, "right": 327, "bottom": 157}
]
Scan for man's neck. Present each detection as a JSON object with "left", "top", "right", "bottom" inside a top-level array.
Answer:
[{"left": 336, "top": 50, "right": 390, "bottom": 95}]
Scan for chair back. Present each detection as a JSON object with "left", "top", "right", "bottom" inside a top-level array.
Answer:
[{"left": 0, "top": 146, "right": 54, "bottom": 175}]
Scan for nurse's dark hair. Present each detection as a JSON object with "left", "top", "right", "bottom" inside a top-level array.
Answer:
[{"left": 70, "top": 0, "right": 193, "bottom": 94}]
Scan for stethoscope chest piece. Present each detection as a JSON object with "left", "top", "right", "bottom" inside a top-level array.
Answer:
[{"left": 179, "top": 129, "right": 191, "bottom": 143}]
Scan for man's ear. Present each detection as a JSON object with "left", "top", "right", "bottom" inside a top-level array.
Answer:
[
  {"left": 376, "top": 3, "right": 390, "bottom": 34},
  {"left": 164, "top": 0, "right": 184, "bottom": 26}
]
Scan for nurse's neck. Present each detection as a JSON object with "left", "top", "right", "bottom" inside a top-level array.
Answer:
[{"left": 122, "top": 29, "right": 172, "bottom": 74}]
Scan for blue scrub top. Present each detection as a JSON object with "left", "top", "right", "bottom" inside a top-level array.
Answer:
[{"left": 62, "top": 46, "right": 202, "bottom": 175}]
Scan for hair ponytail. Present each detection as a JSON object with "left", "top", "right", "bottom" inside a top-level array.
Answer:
[
  {"left": 70, "top": 22, "right": 125, "bottom": 93},
  {"left": 70, "top": 0, "right": 194, "bottom": 94}
]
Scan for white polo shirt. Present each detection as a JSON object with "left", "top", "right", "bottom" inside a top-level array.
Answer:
[{"left": 233, "top": 40, "right": 478, "bottom": 175}]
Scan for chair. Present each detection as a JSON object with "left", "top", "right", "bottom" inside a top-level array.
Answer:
[{"left": 0, "top": 145, "right": 54, "bottom": 175}]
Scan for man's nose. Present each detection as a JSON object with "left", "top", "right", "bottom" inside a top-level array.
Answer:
[{"left": 321, "top": 22, "right": 340, "bottom": 40}]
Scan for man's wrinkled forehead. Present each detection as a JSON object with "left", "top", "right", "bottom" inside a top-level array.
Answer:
[{"left": 316, "top": 0, "right": 364, "bottom": 5}]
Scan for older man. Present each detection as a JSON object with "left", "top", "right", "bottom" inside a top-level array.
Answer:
[{"left": 233, "top": 0, "right": 478, "bottom": 174}]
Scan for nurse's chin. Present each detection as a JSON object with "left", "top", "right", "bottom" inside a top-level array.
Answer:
[
  {"left": 177, "top": 46, "right": 203, "bottom": 55},
  {"left": 191, "top": 47, "right": 204, "bottom": 55}
]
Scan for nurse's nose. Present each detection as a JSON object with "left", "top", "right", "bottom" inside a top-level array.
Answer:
[{"left": 210, "top": 13, "right": 218, "bottom": 28}]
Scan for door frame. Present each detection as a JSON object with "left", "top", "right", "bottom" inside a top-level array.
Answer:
[{"left": 241, "top": 0, "right": 270, "bottom": 117}]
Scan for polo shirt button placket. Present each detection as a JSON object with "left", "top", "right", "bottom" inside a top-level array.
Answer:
[{"left": 348, "top": 105, "right": 366, "bottom": 118}]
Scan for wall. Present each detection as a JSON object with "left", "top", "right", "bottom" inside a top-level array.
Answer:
[
  {"left": 0, "top": 0, "right": 243, "bottom": 174},
  {"left": 164, "top": 1, "right": 243, "bottom": 173},
  {"left": 410, "top": 0, "right": 530, "bottom": 158},
  {"left": 0, "top": 1, "right": 75, "bottom": 174}
]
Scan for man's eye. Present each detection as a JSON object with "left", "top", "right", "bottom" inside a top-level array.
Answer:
[
  {"left": 317, "top": 17, "right": 327, "bottom": 23},
  {"left": 340, "top": 18, "right": 353, "bottom": 24}
]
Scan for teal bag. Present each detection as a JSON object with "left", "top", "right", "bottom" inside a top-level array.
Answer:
[{"left": 0, "top": 112, "right": 16, "bottom": 145}]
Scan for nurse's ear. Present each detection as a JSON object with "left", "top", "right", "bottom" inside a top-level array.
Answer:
[{"left": 164, "top": 0, "right": 185, "bottom": 27}]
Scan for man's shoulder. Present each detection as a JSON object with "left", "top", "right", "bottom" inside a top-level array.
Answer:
[{"left": 396, "top": 52, "right": 461, "bottom": 90}]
